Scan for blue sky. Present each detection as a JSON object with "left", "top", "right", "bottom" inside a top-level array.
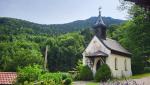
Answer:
[{"left": 0, "top": 0, "right": 127, "bottom": 24}]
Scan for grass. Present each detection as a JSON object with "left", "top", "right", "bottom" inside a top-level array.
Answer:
[
  {"left": 130, "top": 73, "right": 150, "bottom": 79},
  {"left": 86, "top": 82, "right": 99, "bottom": 85}
]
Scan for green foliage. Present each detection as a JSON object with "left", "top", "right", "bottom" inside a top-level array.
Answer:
[
  {"left": 144, "top": 67, "right": 150, "bottom": 73},
  {"left": 0, "top": 41, "right": 43, "bottom": 71},
  {"left": 80, "top": 28, "right": 94, "bottom": 45},
  {"left": 16, "top": 65, "right": 72, "bottom": 85},
  {"left": 127, "top": 6, "right": 150, "bottom": 74},
  {"left": 0, "top": 14, "right": 124, "bottom": 72},
  {"left": 62, "top": 73, "right": 68, "bottom": 80},
  {"left": 17, "top": 65, "right": 43, "bottom": 83},
  {"left": 94, "top": 64, "right": 111, "bottom": 82},
  {"left": 63, "top": 78, "right": 72, "bottom": 85},
  {"left": 41, "top": 80, "right": 56, "bottom": 85},
  {"left": 75, "top": 59, "right": 83, "bottom": 73},
  {"left": 107, "top": 5, "right": 150, "bottom": 74},
  {"left": 40, "top": 73, "right": 63, "bottom": 85},
  {"left": 61, "top": 73, "right": 72, "bottom": 80},
  {"left": 79, "top": 65, "right": 93, "bottom": 81},
  {"left": 40, "top": 73, "right": 73, "bottom": 85},
  {"left": 130, "top": 73, "right": 150, "bottom": 79},
  {"left": 16, "top": 79, "right": 56, "bottom": 85},
  {"left": 0, "top": 17, "right": 124, "bottom": 36},
  {"left": 0, "top": 28, "right": 84, "bottom": 72},
  {"left": 40, "top": 72, "right": 72, "bottom": 85},
  {"left": 42, "top": 80, "right": 56, "bottom": 85},
  {"left": 107, "top": 25, "right": 119, "bottom": 39},
  {"left": 47, "top": 33, "right": 84, "bottom": 71},
  {"left": 71, "top": 59, "right": 83, "bottom": 80}
]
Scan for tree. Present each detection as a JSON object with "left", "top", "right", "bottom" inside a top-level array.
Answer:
[
  {"left": 46, "top": 33, "right": 84, "bottom": 71},
  {"left": 109, "top": 5, "right": 150, "bottom": 74},
  {"left": 0, "top": 41, "right": 43, "bottom": 71},
  {"left": 107, "top": 25, "right": 119, "bottom": 39}
]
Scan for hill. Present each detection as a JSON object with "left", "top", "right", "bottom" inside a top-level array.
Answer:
[{"left": 0, "top": 17, "right": 124, "bottom": 35}]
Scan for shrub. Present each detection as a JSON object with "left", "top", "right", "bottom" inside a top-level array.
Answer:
[
  {"left": 72, "top": 59, "right": 83, "bottom": 80},
  {"left": 40, "top": 72, "right": 72, "bottom": 85},
  {"left": 63, "top": 78, "right": 72, "bottom": 85},
  {"left": 40, "top": 73, "right": 62, "bottom": 85},
  {"left": 16, "top": 65, "right": 72, "bottom": 85},
  {"left": 41, "top": 79, "right": 56, "bottom": 85},
  {"left": 62, "top": 73, "right": 68, "bottom": 80},
  {"left": 132, "top": 55, "right": 144, "bottom": 75},
  {"left": 79, "top": 65, "right": 93, "bottom": 80},
  {"left": 94, "top": 64, "right": 111, "bottom": 82},
  {"left": 23, "top": 81, "right": 34, "bottom": 85},
  {"left": 17, "top": 65, "right": 42, "bottom": 83},
  {"left": 16, "top": 80, "right": 56, "bottom": 85},
  {"left": 61, "top": 73, "right": 72, "bottom": 80},
  {"left": 144, "top": 67, "right": 150, "bottom": 73}
]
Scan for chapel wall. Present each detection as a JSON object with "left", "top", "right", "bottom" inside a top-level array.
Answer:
[
  {"left": 84, "top": 36, "right": 111, "bottom": 55},
  {"left": 106, "top": 54, "right": 132, "bottom": 78}
]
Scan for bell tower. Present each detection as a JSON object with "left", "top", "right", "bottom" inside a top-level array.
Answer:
[{"left": 93, "top": 7, "right": 107, "bottom": 40}]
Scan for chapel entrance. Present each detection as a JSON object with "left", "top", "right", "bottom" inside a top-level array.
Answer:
[
  {"left": 96, "top": 60, "right": 101, "bottom": 70},
  {"left": 85, "top": 50, "right": 108, "bottom": 75}
]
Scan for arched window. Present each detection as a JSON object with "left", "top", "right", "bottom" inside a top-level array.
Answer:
[
  {"left": 115, "top": 58, "right": 118, "bottom": 70},
  {"left": 124, "top": 59, "right": 127, "bottom": 71}
]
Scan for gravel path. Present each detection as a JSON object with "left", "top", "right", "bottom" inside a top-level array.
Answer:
[
  {"left": 133, "top": 76, "right": 150, "bottom": 85},
  {"left": 73, "top": 77, "right": 150, "bottom": 85}
]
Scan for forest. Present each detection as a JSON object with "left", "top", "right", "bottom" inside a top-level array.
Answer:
[{"left": 0, "top": 5, "right": 149, "bottom": 75}]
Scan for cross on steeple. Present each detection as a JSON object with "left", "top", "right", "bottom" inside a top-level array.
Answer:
[
  {"left": 95, "top": 6, "right": 104, "bottom": 26},
  {"left": 93, "top": 7, "right": 107, "bottom": 40},
  {"left": 99, "top": 7, "right": 102, "bottom": 16}
]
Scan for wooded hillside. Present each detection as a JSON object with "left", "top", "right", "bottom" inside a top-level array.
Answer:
[
  {"left": 0, "top": 17, "right": 124, "bottom": 35},
  {"left": 0, "top": 5, "right": 149, "bottom": 74}
]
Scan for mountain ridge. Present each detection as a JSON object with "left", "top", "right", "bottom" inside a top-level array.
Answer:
[{"left": 0, "top": 16, "right": 125, "bottom": 35}]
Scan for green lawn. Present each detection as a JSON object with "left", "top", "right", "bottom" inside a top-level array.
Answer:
[{"left": 130, "top": 73, "right": 150, "bottom": 79}]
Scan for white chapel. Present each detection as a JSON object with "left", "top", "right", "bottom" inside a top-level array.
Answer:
[{"left": 82, "top": 9, "right": 132, "bottom": 78}]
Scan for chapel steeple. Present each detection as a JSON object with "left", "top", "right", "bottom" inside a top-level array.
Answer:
[{"left": 93, "top": 7, "right": 107, "bottom": 40}]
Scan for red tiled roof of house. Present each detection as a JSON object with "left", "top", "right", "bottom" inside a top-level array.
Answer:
[{"left": 0, "top": 72, "right": 17, "bottom": 84}]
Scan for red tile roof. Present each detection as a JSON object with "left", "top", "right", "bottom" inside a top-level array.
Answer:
[{"left": 0, "top": 72, "right": 17, "bottom": 84}]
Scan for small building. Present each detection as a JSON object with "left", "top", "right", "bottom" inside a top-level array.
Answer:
[
  {"left": 82, "top": 9, "right": 132, "bottom": 78},
  {"left": 0, "top": 72, "right": 17, "bottom": 85}
]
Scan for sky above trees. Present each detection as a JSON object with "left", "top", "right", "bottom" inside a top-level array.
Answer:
[{"left": 0, "top": 0, "right": 127, "bottom": 24}]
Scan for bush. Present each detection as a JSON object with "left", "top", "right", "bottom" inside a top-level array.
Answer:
[
  {"left": 63, "top": 78, "right": 72, "bottom": 85},
  {"left": 94, "top": 64, "right": 111, "bottom": 82},
  {"left": 79, "top": 65, "right": 93, "bottom": 80},
  {"left": 62, "top": 73, "right": 68, "bottom": 80},
  {"left": 144, "top": 67, "right": 150, "bottom": 73},
  {"left": 16, "top": 65, "right": 72, "bottom": 85},
  {"left": 132, "top": 59, "right": 144, "bottom": 74},
  {"left": 72, "top": 59, "right": 83, "bottom": 80},
  {"left": 16, "top": 80, "right": 56, "bottom": 85},
  {"left": 40, "top": 79, "right": 56, "bottom": 85},
  {"left": 61, "top": 73, "right": 72, "bottom": 80},
  {"left": 40, "top": 72, "right": 72, "bottom": 85},
  {"left": 17, "top": 65, "right": 43, "bottom": 83},
  {"left": 40, "top": 73, "right": 62, "bottom": 85}
]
